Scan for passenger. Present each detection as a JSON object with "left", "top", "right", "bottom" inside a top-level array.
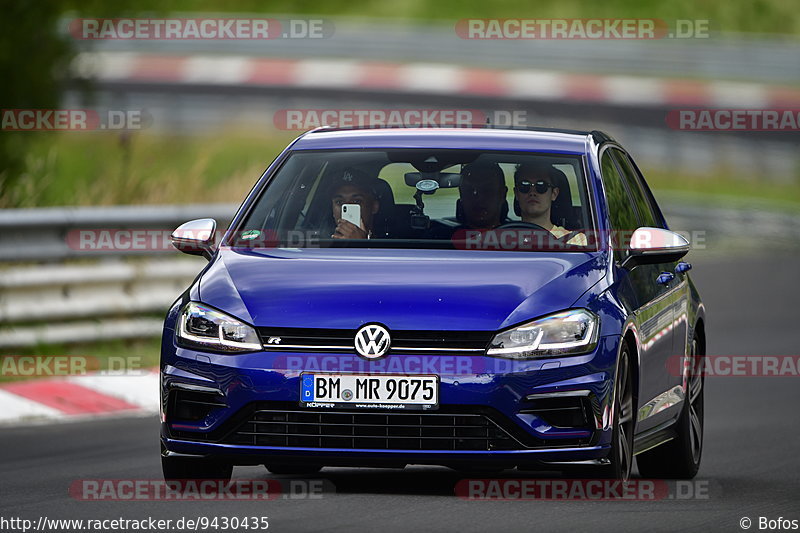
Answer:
[
  {"left": 457, "top": 161, "right": 508, "bottom": 230},
  {"left": 329, "top": 168, "right": 381, "bottom": 240},
  {"left": 513, "top": 163, "right": 587, "bottom": 245}
]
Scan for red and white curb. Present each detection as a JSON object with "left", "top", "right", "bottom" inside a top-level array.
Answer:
[
  {"left": 73, "top": 52, "right": 800, "bottom": 108},
  {"left": 0, "top": 369, "right": 159, "bottom": 426}
]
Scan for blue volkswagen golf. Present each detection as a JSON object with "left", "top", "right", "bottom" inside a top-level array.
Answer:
[{"left": 160, "top": 126, "right": 705, "bottom": 481}]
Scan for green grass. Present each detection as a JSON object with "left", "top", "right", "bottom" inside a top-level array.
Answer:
[
  {"left": 646, "top": 169, "right": 800, "bottom": 212},
  {"left": 7, "top": 130, "right": 799, "bottom": 210},
  {"left": 3, "top": 130, "right": 297, "bottom": 208},
  {"left": 0, "top": 337, "right": 161, "bottom": 383}
]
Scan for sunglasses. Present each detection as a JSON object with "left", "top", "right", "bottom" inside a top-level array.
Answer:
[{"left": 516, "top": 180, "right": 555, "bottom": 194}]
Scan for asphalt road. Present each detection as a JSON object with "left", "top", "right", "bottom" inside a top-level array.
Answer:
[{"left": 2, "top": 251, "right": 799, "bottom": 533}]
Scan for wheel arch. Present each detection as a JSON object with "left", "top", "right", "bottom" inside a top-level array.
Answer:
[
  {"left": 622, "top": 329, "right": 640, "bottom": 413},
  {"left": 693, "top": 318, "right": 706, "bottom": 355}
]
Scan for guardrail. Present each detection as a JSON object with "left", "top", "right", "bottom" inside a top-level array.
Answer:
[
  {"left": 0, "top": 204, "right": 235, "bottom": 347},
  {"left": 0, "top": 203, "right": 238, "bottom": 262},
  {"left": 0, "top": 258, "right": 204, "bottom": 348},
  {"left": 1, "top": 201, "right": 798, "bottom": 348}
]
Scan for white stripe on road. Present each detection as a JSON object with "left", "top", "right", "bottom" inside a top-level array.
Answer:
[
  {"left": 295, "top": 59, "right": 362, "bottom": 88},
  {"left": 710, "top": 81, "right": 769, "bottom": 108},
  {"left": 401, "top": 63, "right": 465, "bottom": 93},
  {"left": 182, "top": 56, "right": 252, "bottom": 85},
  {"left": 72, "top": 51, "right": 137, "bottom": 80},
  {"left": 66, "top": 371, "right": 160, "bottom": 411},
  {"left": 504, "top": 70, "right": 565, "bottom": 100},
  {"left": 604, "top": 76, "right": 666, "bottom": 106},
  {"left": 0, "top": 389, "right": 63, "bottom": 424}
]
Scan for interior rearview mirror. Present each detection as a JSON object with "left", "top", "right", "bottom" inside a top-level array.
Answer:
[{"left": 404, "top": 172, "right": 461, "bottom": 188}]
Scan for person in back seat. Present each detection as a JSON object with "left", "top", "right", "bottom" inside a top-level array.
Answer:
[
  {"left": 457, "top": 161, "right": 509, "bottom": 230},
  {"left": 424, "top": 161, "right": 510, "bottom": 241}
]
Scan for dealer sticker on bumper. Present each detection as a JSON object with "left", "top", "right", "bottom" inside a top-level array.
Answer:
[{"left": 300, "top": 373, "right": 439, "bottom": 410}]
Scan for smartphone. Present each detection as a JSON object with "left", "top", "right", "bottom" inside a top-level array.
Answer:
[{"left": 341, "top": 203, "right": 362, "bottom": 227}]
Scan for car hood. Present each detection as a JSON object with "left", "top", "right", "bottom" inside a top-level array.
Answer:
[{"left": 199, "top": 247, "right": 607, "bottom": 331}]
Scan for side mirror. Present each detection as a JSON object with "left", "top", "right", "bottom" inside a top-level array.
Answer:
[
  {"left": 170, "top": 218, "right": 217, "bottom": 260},
  {"left": 621, "top": 227, "right": 690, "bottom": 269}
]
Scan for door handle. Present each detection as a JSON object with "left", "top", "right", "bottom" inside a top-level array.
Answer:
[{"left": 657, "top": 272, "right": 675, "bottom": 285}]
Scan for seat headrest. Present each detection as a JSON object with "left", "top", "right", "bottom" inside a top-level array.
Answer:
[{"left": 549, "top": 168, "right": 574, "bottom": 228}]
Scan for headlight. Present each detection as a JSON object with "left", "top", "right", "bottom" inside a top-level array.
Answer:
[
  {"left": 177, "top": 302, "right": 261, "bottom": 353},
  {"left": 487, "top": 309, "right": 599, "bottom": 359}
]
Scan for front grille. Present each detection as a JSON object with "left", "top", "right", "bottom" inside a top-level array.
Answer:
[
  {"left": 224, "top": 408, "right": 520, "bottom": 451},
  {"left": 256, "top": 327, "right": 492, "bottom": 354}
]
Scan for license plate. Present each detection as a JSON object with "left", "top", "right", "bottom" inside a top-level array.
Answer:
[{"left": 300, "top": 373, "right": 439, "bottom": 410}]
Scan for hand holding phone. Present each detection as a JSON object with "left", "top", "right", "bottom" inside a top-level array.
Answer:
[
  {"left": 341, "top": 203, "right": 362, "bottom": 228},
  {"left": 333, "top": 203, "right": 369, "bottom": 239}
]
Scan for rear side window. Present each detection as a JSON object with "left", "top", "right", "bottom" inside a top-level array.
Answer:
[{"left": 610, "top": 149, "right": 660, "bottom": 228}]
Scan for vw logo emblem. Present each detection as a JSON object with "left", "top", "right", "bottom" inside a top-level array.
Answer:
[{"left": 354, "top": 324, "right": 391, "bottom": 359}]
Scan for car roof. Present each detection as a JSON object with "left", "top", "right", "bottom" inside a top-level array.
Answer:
[{"left": 290, "top": 126, "right": 611, "bottom": 155}]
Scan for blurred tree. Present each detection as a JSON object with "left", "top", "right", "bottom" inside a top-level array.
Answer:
[
  {"left": 0, "top": 0, "right": 164, "bottom": 207},
  {"left": 0, "top": 0, "right": 74, "bottom": 206}
]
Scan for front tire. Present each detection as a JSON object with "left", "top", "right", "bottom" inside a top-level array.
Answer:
[
  {"left": 636, "top": 338, "right": 704, "bottom": 479},
  {"left": 596, "top": 344, "right": 634, "bottom": 480}
]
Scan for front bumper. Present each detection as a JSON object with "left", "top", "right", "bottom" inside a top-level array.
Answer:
[{"left": 160, "top": 332, "right": 621, "bottom": 467}]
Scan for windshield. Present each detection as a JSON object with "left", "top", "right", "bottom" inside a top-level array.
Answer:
[{"left": 231, "top": 149, "right": 596, "bottom": 252}]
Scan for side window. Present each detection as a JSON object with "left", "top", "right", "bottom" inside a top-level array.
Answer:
[
  {"left": 601, "top": 148, "right": 638, "bottom": 232},
  {"left": 601, "top": 150, "right": 640, "bottom": 261},
  {"left": 610, "top": 149, "right": 660, "bottom": 228},
  {"left": 628, "top": 152, "right": 667, "bottom": 228}
]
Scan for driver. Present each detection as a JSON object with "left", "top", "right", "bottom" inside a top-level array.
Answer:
[
  {"left": 513, "top": 163, "right": 587, "bottom": 245},
  {"left": 328, "top": 168, "right": 381, "bottom": 239}
]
